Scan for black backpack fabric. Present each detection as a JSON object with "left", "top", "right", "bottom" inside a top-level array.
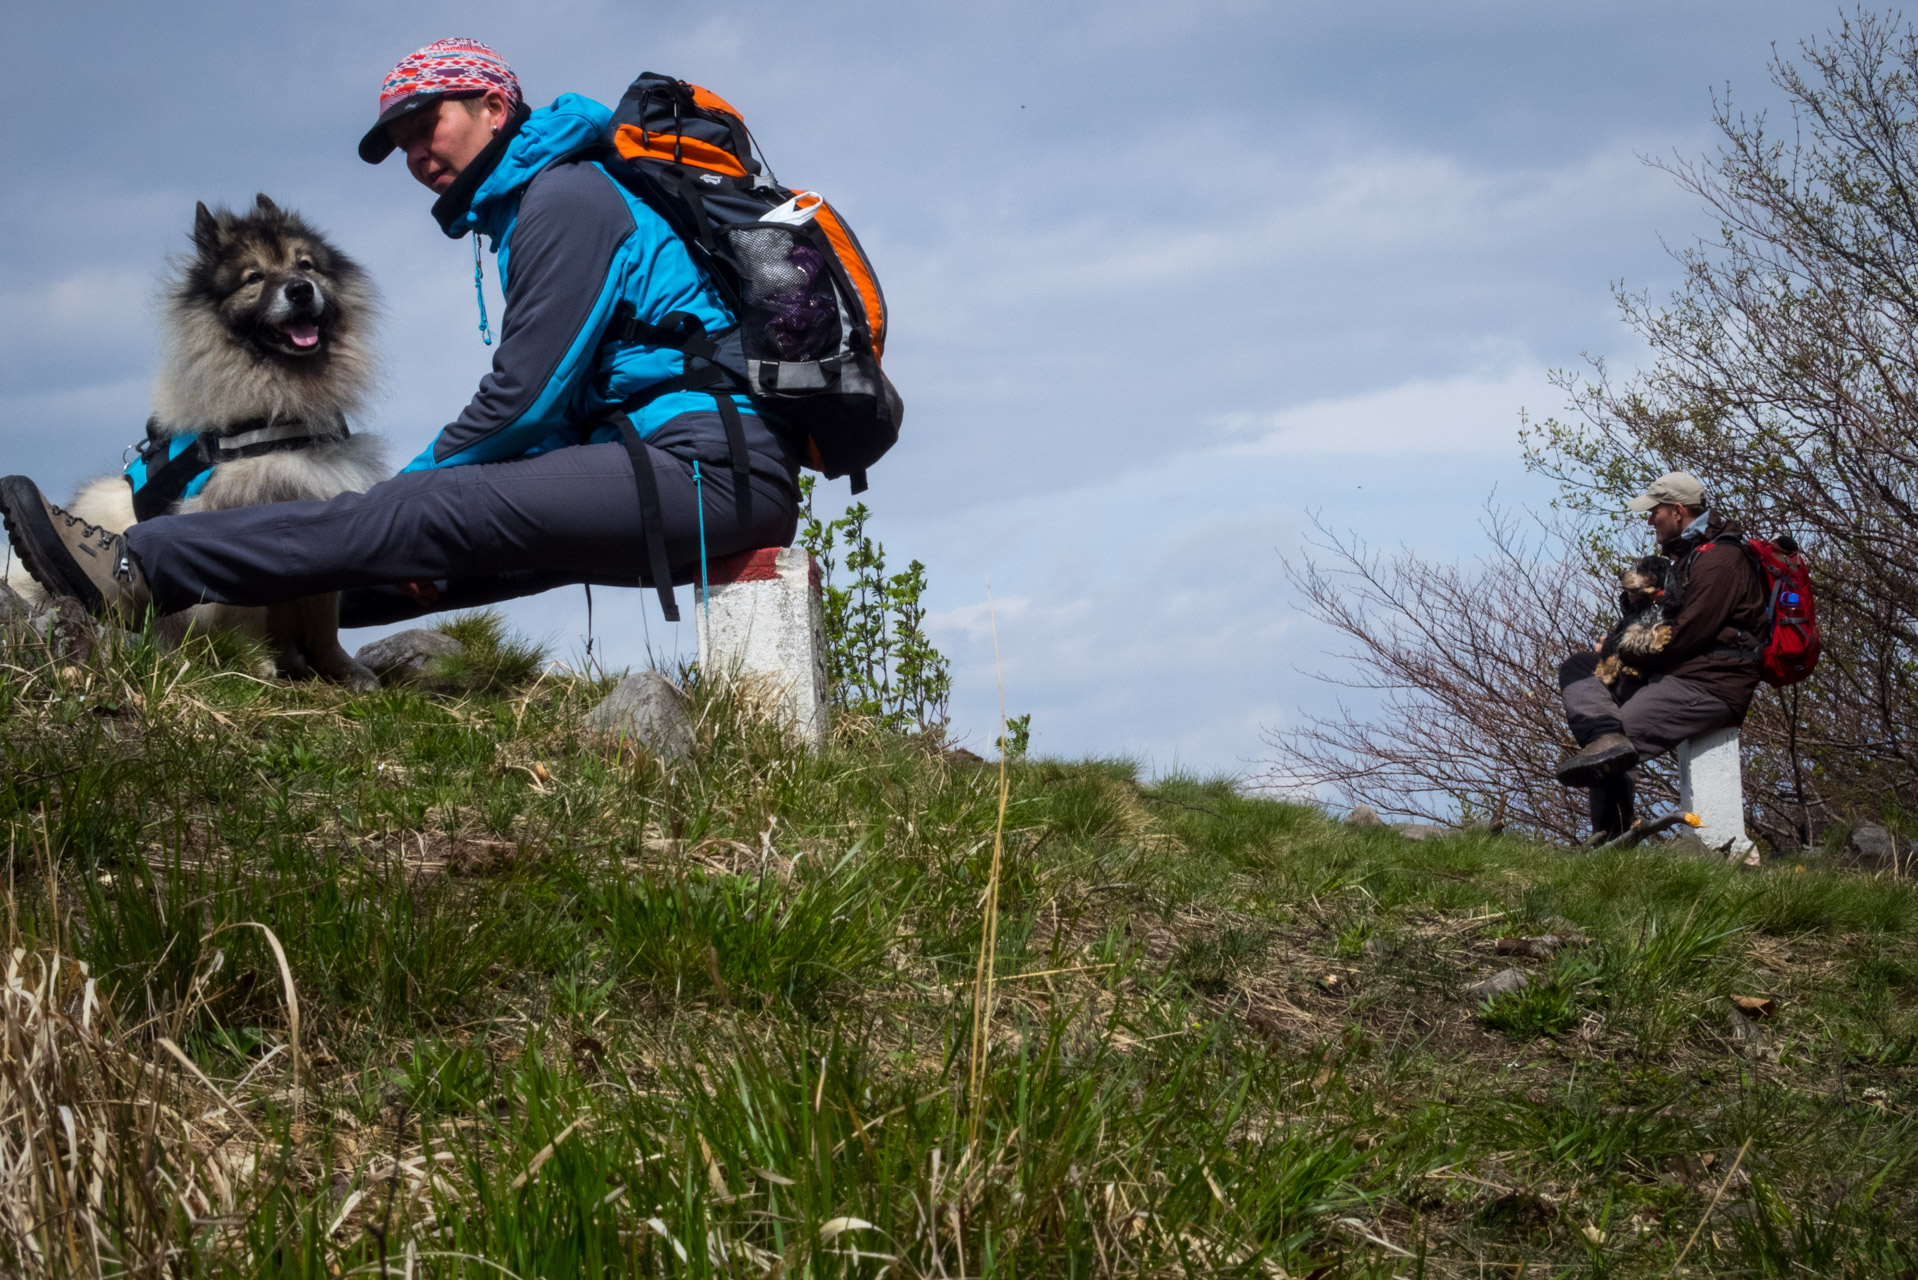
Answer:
[{"left": 600, "top": 73, "right": 901, "bottom": 495}]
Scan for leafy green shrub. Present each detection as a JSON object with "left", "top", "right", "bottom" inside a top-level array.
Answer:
[{"left": 798, "top": 476, "right": 951, "bottom": 733}]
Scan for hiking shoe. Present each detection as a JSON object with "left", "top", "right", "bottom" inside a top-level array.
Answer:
[
  {"left": 1554, "top": 732, "right": 1638, "bottom": 787},
  {"left": 0, "top": 475, "right": 150, "bottom": 618}
]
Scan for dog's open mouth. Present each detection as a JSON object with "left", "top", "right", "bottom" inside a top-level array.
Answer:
[{"left": 267, "top": 320, "right": 324, "bottom": 354}]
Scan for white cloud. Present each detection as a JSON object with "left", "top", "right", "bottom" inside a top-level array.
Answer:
[{"left": 1222, "top": 362, "right": 1553, "bottom": 455}]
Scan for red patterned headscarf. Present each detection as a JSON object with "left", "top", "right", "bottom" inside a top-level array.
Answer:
[{"left": 359, "top": 38, "right": 523, "bottom": 164}]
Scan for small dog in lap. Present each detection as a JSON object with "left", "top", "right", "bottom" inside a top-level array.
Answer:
[
  {"left": 6, "top": 195, "right": 386, "bottom": 688},
  {"left": 1595, "top": 555, "right": 1672, "bottom": 694}
]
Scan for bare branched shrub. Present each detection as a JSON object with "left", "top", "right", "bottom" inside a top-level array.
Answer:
[
  {"left": 1260, "top": 506, "right": 1664, "bottom": 843},
  {"left": 1271, "top": 13, "right": 1918, "bottom": 846},
  {"left": 1261, "top": 507, "right": 1832, "bottom": 847},
  {"left": 1522, "top": 11, "right": 1918, "bottom": 834}
]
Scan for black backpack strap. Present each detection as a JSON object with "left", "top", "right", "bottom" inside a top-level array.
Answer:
[
  {"left": 614, "top": 415, "right": 680, "bottom": 622},
  {"left": 711, "top": 391, "right": 752, "bottom": 529},
  {"left": 607, "top": 303, "right": 720, "bottom": 361}
]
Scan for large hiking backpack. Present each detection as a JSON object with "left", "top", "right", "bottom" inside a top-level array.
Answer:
[
  {"left": 1695, "top": 531, "right": 1821, "bottom": 687},
  {"left": 600, "top": 73, "right": 901, "bottom": 494},
  {"left": 1741, "top": 534, "right": 1820, "bottom": 686}
]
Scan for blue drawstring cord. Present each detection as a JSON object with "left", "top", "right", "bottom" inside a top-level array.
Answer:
[
  {"left": 692, "top": 461, "right": 711, "bottom": 628},
  {"left": 472, "top": 235, "right": 493, "bottom": 346}
]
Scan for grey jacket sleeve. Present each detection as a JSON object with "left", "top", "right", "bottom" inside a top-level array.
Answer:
[{"left": 404, "top": 162, "right": 636, "bottom": 470}]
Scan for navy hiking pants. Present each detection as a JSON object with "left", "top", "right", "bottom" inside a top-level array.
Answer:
[{"left": 123, "top": 434, "right": 799, "bottom": 622}]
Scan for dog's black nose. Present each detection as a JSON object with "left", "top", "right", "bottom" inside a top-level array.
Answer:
[{"left": 284, "top": 278, "right": 315, "bottom": 306}]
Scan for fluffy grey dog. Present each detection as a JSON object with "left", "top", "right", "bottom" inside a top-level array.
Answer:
[{"left": 7, "top": 194, "right": 387, "bottom": 688}]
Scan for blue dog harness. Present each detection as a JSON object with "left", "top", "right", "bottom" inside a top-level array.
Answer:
[{"left": 125, "top": 415, "right": 347, "bottom": 521}]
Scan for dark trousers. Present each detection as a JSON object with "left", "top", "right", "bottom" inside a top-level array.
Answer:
[
  {"left": 124, "top": 440, "right": 799, "bottom": 620},
  {"left": 1557, "top": 652, "right": 1734, "bottom": 762}
]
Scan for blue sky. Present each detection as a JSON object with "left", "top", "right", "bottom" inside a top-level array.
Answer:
[{"left": 0, "top": 0, "right": 1823, "bottom": 771}]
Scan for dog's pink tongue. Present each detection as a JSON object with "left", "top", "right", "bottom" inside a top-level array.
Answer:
[{"left": 285, "top": 322, "right": 320, "bottom": 348}]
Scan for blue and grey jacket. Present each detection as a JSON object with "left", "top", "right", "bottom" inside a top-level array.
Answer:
[{"left": 402, "top": 94, "right": 787, "bottom": 476}]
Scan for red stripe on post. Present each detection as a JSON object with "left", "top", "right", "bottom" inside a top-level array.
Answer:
[{"left": 707, "top": 546, "right": 820, "bottom": 590}]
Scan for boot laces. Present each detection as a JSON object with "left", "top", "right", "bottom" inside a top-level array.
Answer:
[{"left": 55, "top": 504, "right": 117, "bottom": 551}]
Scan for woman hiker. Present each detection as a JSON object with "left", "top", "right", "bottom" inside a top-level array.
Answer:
[{"left": 1, "top": 38, "right": 797, "bottom": 629}]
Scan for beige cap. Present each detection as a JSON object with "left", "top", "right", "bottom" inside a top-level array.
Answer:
[{"left": 1626, "top": 471, "right": 1705, "bottom": 512}]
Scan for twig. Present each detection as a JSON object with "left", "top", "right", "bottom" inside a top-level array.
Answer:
[
  {"left": 1670, "top": 1135, "right": 1752, "bottom": 1275},
  {"left": 967, "top": 583, "right": 1012, "bottom": 1148}
]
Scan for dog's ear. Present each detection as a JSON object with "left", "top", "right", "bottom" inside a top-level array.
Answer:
[
  {"left": 255, "top": 193, "right": 282, "bottom": 218},
  {"left": 192, "top": 201, "right": 223, "bottom": 254}
]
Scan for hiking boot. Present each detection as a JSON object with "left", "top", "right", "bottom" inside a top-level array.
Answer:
[
  {"left": 0, "top": 476, "right": 151, "bottom": 619},
  {"left": 1554, "top": 732, "right": 1638, "bottom": 787}
]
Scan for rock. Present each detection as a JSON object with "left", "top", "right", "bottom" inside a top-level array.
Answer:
[
  {"left": 1849, "top": 821, "right": 1896, "bottom": 862},
  {"left": 35, "top": 596, "right": 99, "bottom": 666},
  {"left": 0, "top": 579, "right": 29, "bottom": 624},
  {"left": 354, "top": 629, "right": 463, "bottom": 680},
  {"left": 1464, "top": 967, "right": 1531, "bottom": 1001},
  {"left": 1344, "top": 805, "right": 1384, "bottom": 828},
  {"left": 1727, "top": 1008, "right": 1781, "bottom": 1061},
  {"left": 1539, "top": 916, "right": 1591, "bottom": 945},
  {"left": 1393, "top": 822, "right": 1448, "bottom": 841},
  {"left": 585, "top": 670, "right": 694, "bottom": 760}
]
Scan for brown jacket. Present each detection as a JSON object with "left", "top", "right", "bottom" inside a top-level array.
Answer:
[{"left": 1637, "top": 514, "right": 1768, "bottom": 718}]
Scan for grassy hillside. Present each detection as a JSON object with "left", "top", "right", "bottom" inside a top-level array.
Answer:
[{"left": 0, "top": 616, "right": 1913, "bottom": 1277}]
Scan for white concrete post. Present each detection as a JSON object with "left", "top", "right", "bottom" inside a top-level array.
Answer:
[
  {"left": 1677, "top": 727, "right": 1758, "bottom": 863},
  {"left": 695, "top": 546, "right": 830, "bottom": 745}
]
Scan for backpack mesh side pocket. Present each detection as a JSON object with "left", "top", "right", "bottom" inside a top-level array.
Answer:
[{"left": 722, "top": 224, "right": 845, "bottom": 363}]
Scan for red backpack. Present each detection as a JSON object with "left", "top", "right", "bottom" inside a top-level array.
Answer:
[{"left": 1722, "top": 533, "right": 1820, "bottom": 686}]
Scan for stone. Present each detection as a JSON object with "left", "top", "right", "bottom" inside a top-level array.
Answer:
[
  {"left": 1392, "top": 823, "right": 1448, "bottom": 841},
  {"left": 1539, "top": 916, "right": 1591, "bottom": 944},
  {"left": 0, "top": 578, "right": 29, "bottom": 624},
  {"left": 34, "top": 596, "right": 99, "bottom": 666},
  {"left": 1464, "top": 967, "right": 1530, "bottom": 1001},
  {"left": 1677, "top": 727, "right": 1757, "bottom": 863},
  {"left": 1849, "top": 821, "right": 1896, "bottom": 861},
  {"left": 1344, "top": 805, "right": 1384, "bottom": 827},
  {"left": 585, "top": 670, "right": 694, "bottom": 761},
  {"left": 354, "top": 629, "right": 463, "bottom": 680},
  {"left": 1727, "top": 1008, "right": 1780, "bottom": 1061},
  {"left": 695, "top": 546, "right": 829, "bottom": 745}
]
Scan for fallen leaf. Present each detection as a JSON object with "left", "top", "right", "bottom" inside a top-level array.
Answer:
[
  {"left": 1582, "top": 1224, "right": 1607, "bottom": 1246},
  {"left": 1730, "top": 994, "right": 1778, "bottom": 1019}
]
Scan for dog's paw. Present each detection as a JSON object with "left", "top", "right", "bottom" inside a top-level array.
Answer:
[
  {"left": 340, "top": 659, "right": 381, "bottom": 694},
  {"left": 1595, "top": 654, "right": 1621, "bottom": 685}
]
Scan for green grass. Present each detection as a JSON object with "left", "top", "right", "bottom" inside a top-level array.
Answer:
[{"left": 0, "top": 621, "right": 1914, "bottom": 1276}]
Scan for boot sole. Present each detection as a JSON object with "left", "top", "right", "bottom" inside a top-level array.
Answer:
[
  {"left": 1555, "top": 743, "right": 1638, "bottom": 788},
  {"left": 0, "top": 476, "right": 104, "bottom": 612}
]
